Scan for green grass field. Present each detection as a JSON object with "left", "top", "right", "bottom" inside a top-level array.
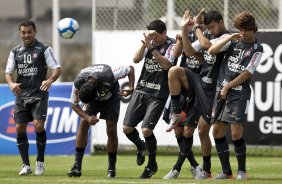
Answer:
[{"left": 0, "top": 154, "right": 282, "bottom": 184}]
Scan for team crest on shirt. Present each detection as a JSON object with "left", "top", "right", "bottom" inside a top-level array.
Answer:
[
  {"left": 32, "top": 51, "right": 39, "bottom": 59},
  {"left": 244, "top": 48, "right": 253, "bottom": 57}
]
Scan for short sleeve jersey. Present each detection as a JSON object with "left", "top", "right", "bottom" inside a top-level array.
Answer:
[
  {"left": 5, "top": 39, "right": 60, "bottom": 97},
  {"left": 217, "top": 39, "right": 263, "bottom": 92},
  {"left": 135, "top": 37, "right": 176, "bottom": 99}
]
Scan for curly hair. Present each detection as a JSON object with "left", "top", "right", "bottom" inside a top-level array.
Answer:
[
  {"left": 79, "top": 81, "right": 97, "bottom": 103},
  {"left": 233, "top": 11, "right": 258, "bottom": 32}
]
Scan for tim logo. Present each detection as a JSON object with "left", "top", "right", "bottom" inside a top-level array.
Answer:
[{"left": 0, "top": 97, "right": 80, "bottom": 144}]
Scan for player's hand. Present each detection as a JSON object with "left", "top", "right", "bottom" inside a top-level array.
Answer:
[
  {"left": 181, "top": 10, "right": 194, "bottom": 30},
  {"left": 10, "top": 83, "right": 22, "bottom": 96},
  {"left": 118, "top": 88, "right": 134, "bottom": 97},
  {"left": 230, "top": 33, "right": 242, "bottom": 41},
  {"left": 40, "top": 79, "right": 53, "bottom": 91},
  {"left": 141, "top": 31, "right": 156, "bottom": 49},
  {"left": 175, "top": 34, "right": 182, "bottom": 42},
  {"left": 87, "top": 115, "right": 99, "bottom": 125},
  {"left": 220, "top": 85, "right": 229, "bottom": 100},
  {"left": 194, "top": 8, "right": 205, "bottom": 24}
]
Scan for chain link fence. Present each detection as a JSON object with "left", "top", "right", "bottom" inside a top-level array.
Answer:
[{"left": 94, "top": 0, "right": 280, "bottom": 30}]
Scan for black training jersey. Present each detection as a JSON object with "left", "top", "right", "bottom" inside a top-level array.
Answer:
[
  {"left": 135, "top": 37, "right": 175, "bottom": 99},
  {"left": 71, "top": 64, "right": 131, "bottom": 104},
  {"left": 5, "top": 39, "right": 60, "bottom": 97},
  {"left": 180, "top": 30, "right": 201, "bottom": 73},
  {"left": 217, "top": 39, "right": 263, "bottom": 92},
  {"left": 192, "top": 31, "right": 231, "bottom": 91}
]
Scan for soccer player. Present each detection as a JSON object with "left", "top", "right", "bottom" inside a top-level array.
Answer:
[
  {"left": 163, "top": 12, "right": 205, "bottom": 180},
  {"left": 166, "top": 9, "right": 231, "bottom": 179},
  {"left": 208, "top": 11, "right": 263, "bottom": 180},
  {"left": 123, "top": 20, "right": 175, "bottom": 179},
  {"left": 67, "top": 64, "right": 135, "bottom": 178},
  {"left": 5, "top": 20, "right": 62, "bottom": 176}
]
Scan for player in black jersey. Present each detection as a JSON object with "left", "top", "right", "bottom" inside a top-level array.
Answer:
[
  {"left": 68, "top": 64, "right": 135, "bottom": 178},
  {"left": 168, "top": 9, "right": 231, "bottom": 179},
  {"left": 5, "top": 20, "right": 62, "bottom": 176},
  {"left": 123, "top": 20, "right": 175, "bottom": 179},
  {"left": 208, "top": 11, "right": 263, "bottom": 180}
]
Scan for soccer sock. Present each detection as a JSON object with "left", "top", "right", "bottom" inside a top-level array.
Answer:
[
  {"left": 233, "top": 138, "right": 246, "bottom": 172},
  {"left": 187, "top": 149, "right": 199, "bottom": 168},
  {"left": 214, "top": 136, "right": 232, "bottom": 175},
  {"left": 17, "top": 132, "right": 30, "bottom": 166},
  {"left": 171, "top": 95, "right": 181, "bottom": 114},
  {"left": 36, "top": 130, "right": 46, "bottom": 162},
  {"left": 125, "top": 128, "right": 145, "bottom": 150},
  {"left": 75, "top": 147, "right": 85, "bottom": 169},
  {"left": 108, "top": 152, "right": 117, "bottom": 171},
  {"left": 203, "top": 155, "right": 212, "bottom": 173},
  {"left": 176, "top": 136, "right": 183, "bottom": 147},
  {"left": 145, "top": 134, "right": 157, "bottom": 166},
  {"left": 173, "top": 136, "right": 193, "bottom": 171}
]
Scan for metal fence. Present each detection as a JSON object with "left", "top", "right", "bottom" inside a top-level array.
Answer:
[{"left": 93, "top": 0, "right": 281, "bottom": 30}]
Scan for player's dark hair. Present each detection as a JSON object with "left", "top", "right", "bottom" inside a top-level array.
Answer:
[
  {"left": 147, "top": 20, "right": 166, "bottom": 34},
  {"left": 233, "top": 11, "right": 258, "bottom": 32},
  {"left": 19, "top": 20, "right": 36, "bottom": 31},
  {"left": 204, "top": 10, "right": 223, "bottom": 25},
  {"left": 79, "top": 81, "right": 97, "bottom": 103}
]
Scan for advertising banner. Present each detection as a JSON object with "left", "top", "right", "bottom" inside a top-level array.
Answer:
[{"left": 0, "top": 83, "right": 90, "bottom": 155}]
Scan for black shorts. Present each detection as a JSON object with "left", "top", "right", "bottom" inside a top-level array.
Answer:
[
  {"left": 14, "top": 96, "right": 48, "bottom": 124},
  {"left": 184, "top": 68, "right": 212, "bottom": 124},
  {"left": 123, "top": 91, "right": 167, "bottom": 130},
  {"left": 211, "top": 90, "right": 251, "bottom": 124},
  {"left": 86, "top": 93, "right": 121, "bottom": 122}
]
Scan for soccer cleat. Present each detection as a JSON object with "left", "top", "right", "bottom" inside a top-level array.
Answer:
[
  {"left": 107, "top": 169, "right": 116, "bottom": 178},
  {"left": 195, "top": 170, "right": 212, "bottom": 179},
  {"left": 67, "top": 164, "right": 81, "bottom": 177},
  {"left": 237, "top": 171, "right": 247, "bottom": 180},
  {"left": 166, "top": 111, "right": 186, "bottom": 132},
  {"left": 140, "top": 164, "right": 158, "bottom": 179},
  {"left": 19, "top": 164, "right": 32, "bottom": 175},
  {"left": 214, "top": 172, "right": 233, "bottom": 179},
  {"left": 35, "top": 161, "right": 45, "bottom": 176},
  {"left": 190, "top": 165, "right": 202, "bottom": 178},
  {"left": 163, "top": 169, "right": 179, "bottom": 179},
  {"left": 136, "top": 140, "right": 146, "bottom": 166}
]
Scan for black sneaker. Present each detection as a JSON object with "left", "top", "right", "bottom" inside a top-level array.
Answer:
[
  {"left": 107, "top": 169, "right": 116, "bottom": 178},
  {"left": 136, "top": 141, "right": 146, "bottom": 166},
  {"left": 67, "top": 164, "right": 81, "bottom": 177},
  {"left": 140, "top": 164, "right": 158, "bottom": 179}
]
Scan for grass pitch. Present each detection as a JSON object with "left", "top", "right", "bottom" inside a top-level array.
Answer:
[{"left": 0, "top": 154, "right": 282, "bottom": 184}]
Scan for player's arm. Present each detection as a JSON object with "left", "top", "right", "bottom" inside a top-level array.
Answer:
[
  {"left": 173, "top": 34, "right": 183, "bottom": 58},
  {"left": 133, "top": 42, "right": 147, "bottom": 63},
  {"left": 40, "top": 47, "right": 63, "bottom": 91},
  {"left": 208, "top": 33, "right": 241, "bottom": 55}
]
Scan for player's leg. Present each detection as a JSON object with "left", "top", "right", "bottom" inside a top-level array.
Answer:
[
  {"left": 231, "top": 123, "right": 247, "bottom": 179},
  {"left": 106, "top": 120, "right": 118, "bottom": 178},
  {"left": 197, "top": 116, "right": 212, "bottom": 179},
  {"left": 123, "top": 92, "right": 146, "bottom": 166},
  {"left": 68, "top": 119, "right": 90, "bottom": 177},
  {"left": 213, "top": 121, "right": 233, "bottom": 179}
]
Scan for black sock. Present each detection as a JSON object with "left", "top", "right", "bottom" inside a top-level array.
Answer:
[
  {"left": 145, "top": 134, "right": 157, "bottom": 166},
  {"left": 203, "top": 155, "right": 211, "bottom": 173},
  {"left": 187, "top": 149, "right": 199, "bottom": 168},
  {"left": 214, "top": 136, "right": 232, "bottom": 175},
  {"left": 171, "top": 95, "right": 181, "bottom": 114},
  {"left": 108, "top": 152, "right": 117, "bottom": 171},
  {"left": 125, "top": 128, "right": 145, "bottom": 150},
  {"left": 233, "top": 138, "right": 246, "bottom": 172},
  {"left": 173, "top": 136, "right": 193, "bottom": 171},
  {"left": 36, "top": 130, "right": 46, "bottom": 162},
  {"left": 17, "top": 132, "right": 30, "bottom": 165},
  {"left": 176, "top": 136, "right": 183, "bottom": 147},
  {"left": 75, "top": 147, "right": 85, "bottom": 169}
]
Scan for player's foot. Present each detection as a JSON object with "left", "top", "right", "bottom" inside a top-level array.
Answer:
[
  {"left": 190, "top": 165, "right": 202, "bottom": 178},
  {"left": 195, "top": 170, "right": 212, "bottom": 179},
  {"left": 214, "top": 172, "right": 233, "bottom": 179},
  {"left": 237, "top": 171, "right": 247, "bottom": 180},
  {"left": 19, "top": 164, "right": 32, "bottom": 175},
  {"left": 163, "top": 169, "right": 179, "bottom": 179},
  {"left": 67, "top": 164, "right": 81, "bottom": 177},
  {"left": 35, "top": 161, "right": 44, "bottom": 176},
  {"left": 107, "top": 169, "right": 116, "bottom": 178},
  {"left": 166, "top": 111, "right": 186, "bottom": 132},
  {"left": 140, "top": 163, "right": 158, "bottom": 179},
  {"left": 136, "top": 140, "right": 146, "bottom": 166}
]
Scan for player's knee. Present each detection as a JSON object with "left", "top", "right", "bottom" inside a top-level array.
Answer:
[
  {"left": 168, "top": 66, "right": 181, "bottom": 78},
  {"left": 231, "top": 131, "right": 242, "bottom": 140},
  {"left": 123, "top": 125, "right": 133, "bottom": 134},
  {"left": 183, "top": 128, "right": 194, "bottom": 138},
  {"left": 142, "top": 128, "right": 152, "bottom": 137}
]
